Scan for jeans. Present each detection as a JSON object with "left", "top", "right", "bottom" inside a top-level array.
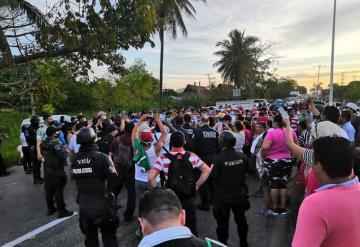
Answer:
[
  {"left": 114, "top": 165, "right": 135, "bottom": 220},
  {"left": 135, "top": 180, "right": 149, "bottom": 203}
]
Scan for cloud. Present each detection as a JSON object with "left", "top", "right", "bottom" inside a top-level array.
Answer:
[{"left": 28, "top": 0, "right": 360, "bottom": 90}]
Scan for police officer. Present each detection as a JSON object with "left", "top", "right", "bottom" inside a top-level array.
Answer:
[
  {"left": 212, "top": 131, "right": 254, "bottom": 247},
  {"left": 24, "top": 116, "right": 44, "bottom": 184},
  {"left": 71, "top": 127, "right": 119, "bottom": 247},
  {"left": 41, "top": 126, "right": 73, "bottom": 218},
  {"left": 193, "top": 115, "right": 220, "bottom": 210}
]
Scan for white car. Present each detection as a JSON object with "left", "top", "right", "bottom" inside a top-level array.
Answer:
[{"left": 20, "top": 115, "right": 72, "bottom": 128}]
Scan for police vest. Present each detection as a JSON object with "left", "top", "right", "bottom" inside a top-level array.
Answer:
[
  {"left": 71, "top": 151, "right": 107, "bottom": 195},
  {"left": 41, "top": 139, "right": 65, "bottom": 173},
  {"left": 213, "top": 149, "right": 248, "bottom": 191}
]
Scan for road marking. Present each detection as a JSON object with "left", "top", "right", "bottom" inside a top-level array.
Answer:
[
  {"left": 2, "top": 212, "right": 78, "bottom": 247},
  {"left": 5, "top": 183, "right": 18, "bottom": 186}
]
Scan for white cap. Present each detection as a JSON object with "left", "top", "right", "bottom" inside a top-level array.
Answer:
[{"left": 345, "top": 102, "right": 358, "bottom": 112}]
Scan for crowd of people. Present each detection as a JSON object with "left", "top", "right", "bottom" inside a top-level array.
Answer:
[{"left": 15, "top": 99, "right": 360, "bottom": 246}]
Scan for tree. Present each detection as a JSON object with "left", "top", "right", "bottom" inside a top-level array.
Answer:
[
  {"left": 344, "top": 81, "right": 360, "bottom": 101},
  {"left": 114, "top": 60, "right": 159, "bottom": 111},
  {"left": 213, "top": 29, "right": 272, "bottom": 98},
  {"left": 0, "top": 0, "right": 157, "bottom": 75},
  {"left": 155, "top": 0, "right": 206, "bottom": 110}
]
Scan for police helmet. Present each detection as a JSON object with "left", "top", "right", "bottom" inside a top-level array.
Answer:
[
  {"left": 219, "top": 130, "right": 236, "bottom": 148},
  {"left": 77, "top": 127, "right": 96, "bottom": 145},
  {"left": 30, "top": 116, "right": 40, "bottom": 123}
]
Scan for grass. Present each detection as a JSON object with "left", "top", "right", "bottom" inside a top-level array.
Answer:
[{"left": 0, "top": 111, "right": 31, "bottom": 167}]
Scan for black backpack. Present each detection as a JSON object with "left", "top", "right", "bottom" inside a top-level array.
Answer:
[
  {"left": 113, "top": 137, "right": 132, "bottom": 169},
  {"left": 164, "top": 152, "right": 196, "bottom": 200}
]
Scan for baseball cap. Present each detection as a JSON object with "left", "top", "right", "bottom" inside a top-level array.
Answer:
[
  {"left": 140, "top": 130, "right": 154, "bottom": 144},
  {"left": 46, "top": 126, "right": 58, "bottom": 137},
  {"left": 345, "top": 102, "right": 358, "bottom": 112}
]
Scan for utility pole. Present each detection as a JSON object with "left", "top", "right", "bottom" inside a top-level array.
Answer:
[
  {"left": 329, "top": 0, "right": 337, "bottom": 106},
  {"left": 313, "top": 65, "right": 326, "bottom": 99}
]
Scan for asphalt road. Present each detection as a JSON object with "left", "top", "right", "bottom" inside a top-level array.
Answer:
[{"left": 0, "top": 165, "right": 297, "bottom": 247}]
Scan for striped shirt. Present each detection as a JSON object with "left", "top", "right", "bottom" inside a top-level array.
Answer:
[
  {"left": 298, "top": 130, "right": 311, "bottom": 147},
  {"left": 290, "top": 116, "right": 299, "bottom": 131},
  {"left": 153, "top": 147, "right": 205, "bottom": 177}
]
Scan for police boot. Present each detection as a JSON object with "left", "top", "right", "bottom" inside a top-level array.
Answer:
[
  {"left": 57, "top": 209, "right": 73, "bottom": 218},
  {"left": 47, "top": 207, "right": 57, "bottom": 216}
]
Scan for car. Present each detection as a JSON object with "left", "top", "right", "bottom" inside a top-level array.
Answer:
[{"left": 20, "top": 114, "right": 72, "bottom": 128}]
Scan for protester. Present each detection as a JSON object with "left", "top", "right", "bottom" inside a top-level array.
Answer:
[
  {"left": 20, "top": 125, "right": 32, "bottom": 174},
  {"left": 261, "top": 114, "right": 297, "bottom": 216},
  {"left": 292, "top": 137, "right": 360, "bottom": 247},
  {"left": 138, "top": 187, "right": 225, "bottom": 247},
  {"left": 233, "top": 120, "right": 245, "bottom": 153},
  {"left": 340, "top": 110, "right": 355, "bottom": 143},
  {"left": 148, "top": 131, "right": 211, "bottom": 235}
]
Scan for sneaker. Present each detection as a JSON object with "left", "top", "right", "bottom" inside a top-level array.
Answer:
[
  {"left": 57, "top": 210, "right": 73, "bottom": 218},
  {"left": 47, "top": 207, "right": 57, "bottom": 216},
  {"left": 266, "top": 209, "right": 279, "bottom": 217},
  {"left": 278, "top": 208, "right": 289, "bottom": 218},
  {"left": 197, "top": 204, "right": 210, "bottom": 211}
]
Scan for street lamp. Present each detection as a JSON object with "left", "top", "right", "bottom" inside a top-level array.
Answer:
[{"left": 329, "top": 0, "right": 337, "bottom": 106}]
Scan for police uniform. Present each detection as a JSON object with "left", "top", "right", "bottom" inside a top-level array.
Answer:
[
  {"left": 24, "top": 119, "right": 43, "bottom": 183},
  {"left": 193, "top": 125, "right": 220, "bottom": 208},
  {"left": 41, "top": 133, "right": 71, "bottom": 217},
  {"left": 72, "top": 141, "right": 119, "bottom": 247},
  {"left": 212, "top": 148, "right": 253, "bottom": 247}
]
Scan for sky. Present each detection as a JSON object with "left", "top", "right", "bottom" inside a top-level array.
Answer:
[{"left": 29, "top": 0, "right": 360, "bottom": 91}]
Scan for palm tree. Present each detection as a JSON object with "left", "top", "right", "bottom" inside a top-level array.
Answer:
[
  {"left": 156, "top": 0, "right": 206, "bottom": 110},
  {"left": 0, "top": 0, "right": 49, "bottom": 66},
  {"left": 213, "top": 29, "right": 260, "bottom": 94}
]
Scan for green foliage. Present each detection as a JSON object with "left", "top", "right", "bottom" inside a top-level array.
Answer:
[
  {"left": 0, "top": 112, "right": 30, "bottom": 166},
  {"left": 35, "top": 60, "right": 73, "bottom": 109},
  {"left": 1, "top": 0, "right": 157, "bottom": 74},
  {"left": 344, "top": 81, "right": 360, "bottom": 100},
  {"left": 41, "top": 104, "right": 55, "bottom": 115},
  {"left": 114, "top": 60, "right": 159, "bottom": 111}
]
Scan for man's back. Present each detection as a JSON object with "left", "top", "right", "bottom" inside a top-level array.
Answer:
[{"left": 293, "top": 181, "right": 360, "bottom": 247}]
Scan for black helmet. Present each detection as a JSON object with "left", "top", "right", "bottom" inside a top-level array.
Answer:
[
  {"left": 30, "top": 116, "right": 40, "bottom": 123},
  {"left": 77, "top": 127, "right": 96, "bottom": 145},
  {"left": 219, "top": 130, "right": 236, "bottom": 148}
]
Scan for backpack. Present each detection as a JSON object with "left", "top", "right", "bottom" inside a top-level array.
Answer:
[
  {"left": 97, "top": 135, "right": 112, "bottom": 155},
  {"left": 165, "top": 152, "right": 196, "bottom": 200},
  {"left": 113, "top": 137, "right": 132, "bottom": 169}
]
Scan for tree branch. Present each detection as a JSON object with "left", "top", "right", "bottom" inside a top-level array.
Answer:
[{"left": 6, "top": 31, "right": 38, "bottom": 38}]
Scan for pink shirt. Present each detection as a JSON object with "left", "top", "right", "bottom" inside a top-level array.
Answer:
[
  {"left": 292, "top": 180, "right": 360, "bottom": 247},
  {"left": 264, "top": 128, "right": 297, "bottom": 160}
]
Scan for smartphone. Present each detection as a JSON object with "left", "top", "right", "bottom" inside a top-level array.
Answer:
[{"left": 278, "top": 107, "right": 289, "bottom": 119}]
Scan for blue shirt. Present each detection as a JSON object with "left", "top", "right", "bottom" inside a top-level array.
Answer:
[
  {"left": 342, "top": 121, "right": 355, "bottom": 142},
  {"left": 315, "top": 176, "right": 359, "bottom": 192}
]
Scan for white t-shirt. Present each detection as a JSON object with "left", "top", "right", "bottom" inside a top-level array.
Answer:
[
  {"left": 234, "top": 131, "right": 245, "bottom": 152},
  {"left": 135, "top": 144, "right": 160, "bottom": 183},
  {"left": 69, "top": 134, "right": 80, "bottom": 153},
  {"left": 20, "top": 132, "right": 28, "bottom": 147},
  {"left": 153, "top": 132, "right": 171, "bottom": 155}
]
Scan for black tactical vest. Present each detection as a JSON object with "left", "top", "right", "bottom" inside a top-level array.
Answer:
[{"left": 72, "top": 151, "right": 107, "bottom": 195}]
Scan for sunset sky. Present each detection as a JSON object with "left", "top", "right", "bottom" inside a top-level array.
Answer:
[{"left": 30, "top": 0, "right": 360, "bottom": 91}]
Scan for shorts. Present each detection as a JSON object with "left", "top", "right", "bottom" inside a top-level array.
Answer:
[{"left": 263, "top": 158, "right": 293, "bottom": 189}]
